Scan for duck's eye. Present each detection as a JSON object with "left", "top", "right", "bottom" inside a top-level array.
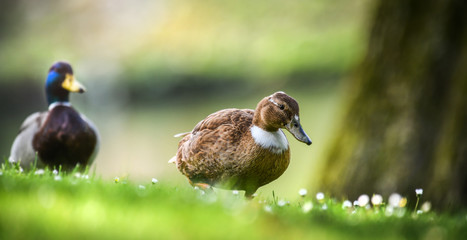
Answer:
[{"left": 278, "top": 104, "right": 284, "bottom": 110}]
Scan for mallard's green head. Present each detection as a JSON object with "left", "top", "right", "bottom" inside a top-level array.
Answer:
[{"left": 46, "top": 61, "right": 86, "bottom": 106}]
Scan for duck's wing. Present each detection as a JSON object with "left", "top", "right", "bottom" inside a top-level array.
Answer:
[
  {"left": 79, "top": 113, "right": 100, "bottom": 165},
  {"left": 176, "top": 109, "right": 255, "bottom": 183},
  {"left": 9, "top": 111, "right": 48, "bottom": 169},
  {"left": 189, "top": 108, "right": 255, "bottom": 147}
]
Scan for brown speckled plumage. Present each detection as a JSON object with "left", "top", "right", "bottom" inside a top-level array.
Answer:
[{"left": 174, "top": 92, "right": 312, "bottom": 197}]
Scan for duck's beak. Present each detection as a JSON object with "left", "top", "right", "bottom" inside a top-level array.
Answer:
[
  {"left": 285, "top": 116, "right": 312, "bottom": 145},
  {"left": 62, "top": 73, "right": 86, "bottom": 93}
]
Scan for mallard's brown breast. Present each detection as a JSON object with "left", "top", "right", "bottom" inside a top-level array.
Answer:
[{"left": 32, "top": 106, "right": 97, "bottom": 170}]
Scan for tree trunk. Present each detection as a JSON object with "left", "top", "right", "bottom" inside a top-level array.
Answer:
[{"left": 320, "top": 0, "right": 467, "bottom": 209}]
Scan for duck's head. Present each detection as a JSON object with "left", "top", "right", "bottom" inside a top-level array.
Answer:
[
  {"left": 254, "top": 91, "right": 312, "bottom": 145},
  {"left": 45, "top": 61, "right": 86, "bottom": 106}
]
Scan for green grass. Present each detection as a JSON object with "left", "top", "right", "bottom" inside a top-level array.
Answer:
[{"left": 1, "top": 164, "right": 466, "bottom": 240}]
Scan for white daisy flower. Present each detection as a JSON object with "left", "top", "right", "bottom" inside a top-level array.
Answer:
[
  {"left": 388, "top": 193, "right": 402, "bottom": 207},
  {"left": 357, "top": 194, "right": 370, "bottom": 207},
  {"left": 342, "top": 200, "right": 352, "bottom": 209},
  {"left": 298, "top": 188, "right": 308, "bottom": 197},
  {"left": 151, "top": 178, "right": 158, "bottom": 184},
  {"left": 371, "top": 194, "right": 383, "bottom": 206},
  {"left": 421, "top": 201, "right": 432, "bottom": 212},
  {"left": 316, "top": 192, "right": 325, "bottom": 201},
  {"left": 415, "top": 188, "right": 423, "bottom": 196}
]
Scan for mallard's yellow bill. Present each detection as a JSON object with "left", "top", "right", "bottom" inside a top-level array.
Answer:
[{"left": 62, "top": 73, "right": 86, "bottom": 93}]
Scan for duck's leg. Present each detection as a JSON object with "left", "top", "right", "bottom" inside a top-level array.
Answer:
[{"left": 244, "top": 189, "right": 257, "bottom": 200}]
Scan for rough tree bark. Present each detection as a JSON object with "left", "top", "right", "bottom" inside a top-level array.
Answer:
[{"left": 320, "top": 0, "right": 467, "bottom": 209}]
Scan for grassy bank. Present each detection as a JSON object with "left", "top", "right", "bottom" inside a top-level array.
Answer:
[{"left": 1, "top": 164, "right": 466, "bottom": 239}]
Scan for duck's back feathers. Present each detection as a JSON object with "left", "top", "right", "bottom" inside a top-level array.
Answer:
[
  {"left": 32, "top": 106, "right": 98, "bottom": 170},
  {"left": 192, "top": 108, "right": 254, "bottom": 136},
  {"left": 177, "top": 109, "right": 253, "bottom": 179},
  {"left": 9, "top": 112, "right": 48, "bottom": 168},
  {"left": 183, "top": 109, "right": 255, "bottom": 160}
]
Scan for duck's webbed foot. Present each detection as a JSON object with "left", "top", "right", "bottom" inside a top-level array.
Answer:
[{"left": 188, "top": 179, "right": 214, "bottom": 193}]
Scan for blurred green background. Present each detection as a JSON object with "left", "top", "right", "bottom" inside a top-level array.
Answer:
[{"left": 0, "top": 0, "right": 369, "bottom": 198}]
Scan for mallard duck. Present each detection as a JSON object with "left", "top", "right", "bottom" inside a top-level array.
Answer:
[
  {"left": 171, "top": 91, "right": 311, "bottom": 197},
  {"left": 9, "top": 61, "right": 99, "bottom": 171}
]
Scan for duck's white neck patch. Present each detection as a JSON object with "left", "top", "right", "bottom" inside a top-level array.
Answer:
[
  {"left": 250, "top": 125, "right": 289, "bottom": 154},
  {"left": 48, "top": 101, "right": 72, "bottom": 110}
]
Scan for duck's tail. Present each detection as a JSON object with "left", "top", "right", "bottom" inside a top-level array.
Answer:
[
  {"left": 168, "top": 156, "right": 177, "bottom": 164},
  {"left": 174, "top": 132, "right": 190, "bottom": 138},
  {"left": 171, "top": 132, "right": 189, "bottom": 164}
]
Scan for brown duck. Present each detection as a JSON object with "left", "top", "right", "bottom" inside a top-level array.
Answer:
[{"left": 171, "top": 91, "right": 311, "bottom": 197}]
